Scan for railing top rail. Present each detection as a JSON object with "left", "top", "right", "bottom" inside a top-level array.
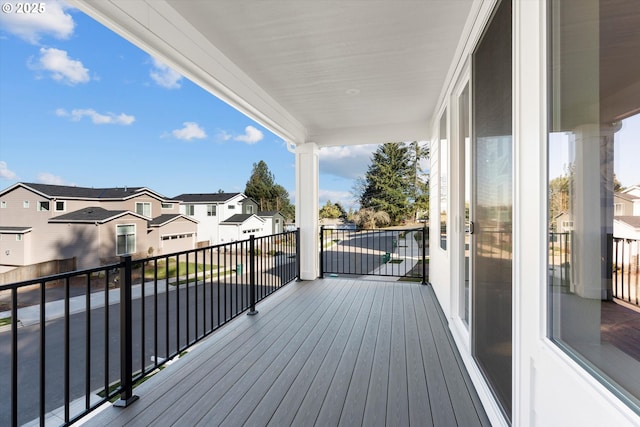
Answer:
[
  {"left": 0, "top": 261, "right": 122, "bottom": 291},
  {"left": 0, "top": 229, "right": 298, "bottom": 291}
]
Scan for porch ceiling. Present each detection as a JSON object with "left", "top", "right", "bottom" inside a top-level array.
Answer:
[{"left": 71, "top": 0, "right": 476, "bottom": 147}]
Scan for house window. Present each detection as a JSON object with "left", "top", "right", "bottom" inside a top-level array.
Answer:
[
  {"left": 614, "top": 203, "right": 623, "bottom": 215},
  {"left": 38, "top": 201, "right": 50, "bottom": 211},
  {"left": 135, "top": 202, "right": 151, "bottom": 217},
  {"left": 275, "top": 219, "right": 280, "bottom": 224},
  {"left": 207, "top": 204, "right": 216, "bottom": 216},
  {"left": 548, "top": 0, "right": 640, "bottom": 412},
  {"left": 561, "top": 221, "right": 573, "bottom": 230},
  {"left": 228, "top": 205, "right": 235, "bottom": 210},
  {"left": 116, "top": 224, "right": 136, "bottom": 255},
  {"left": 246, "top": 205, "right": 254, "bottom": 214},
  {"left": 55, "top": 201, "right": 66, "bottom": 211},
  {"left": 186, "top": 205, "right": 195, "bottom": 216},
  {"left": 161, "top": 202, "right": 173, "bottom": 209},
  {"left": 16, "top": 234, "right": 23, "bottom": 241},
  {"left": 23, "top": 201, "right": 29, "bottom": 208}
]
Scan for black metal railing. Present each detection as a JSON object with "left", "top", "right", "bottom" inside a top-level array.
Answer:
[
  {"left": 549, "top": 232, "right": 571, "bottom": 289},
  {"left": 319, "top": 225, "right": 428, "bottom": 283},
  {"left": 0, "top": 230, "right": 299, "bottom": 427},
  {"left": 613, "top": 237, "right": 640, "bottom": 306},
  {"left": 549, "top": 232, "right": 639, "bottom": 307}
]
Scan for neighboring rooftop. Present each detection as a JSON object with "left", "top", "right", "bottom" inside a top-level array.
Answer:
[
  {"left": 173, "top": 193, "right": 242, "bottom": 203},
  {"left": 1, "top": 182, "right": 165, "bottom": 200}
]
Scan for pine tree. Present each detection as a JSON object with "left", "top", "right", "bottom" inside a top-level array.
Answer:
[
  {"left": 359, "top": 142, "right": 412, "bottom": 224},
  {"left": 245, "top": 160, "right": 294, "bottom": 220}
]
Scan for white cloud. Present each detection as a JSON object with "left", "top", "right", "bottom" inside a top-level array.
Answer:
[
  {"left": 0, "top": 0, "right": 74, "bottom": 44},
  {"left": 150, "top": 57, "right": 183, "bottom": 89},
  {"left": 0, "top": 161, "right": 17, "bottom": 180},
  {"left": 319, "top": 144, "right": 377, "bottom": 180},
  {"left": 37, "top": 172, "right": 67, "bottom": 185},
  {"left": 172, "top": 122, "right": 206, "bottom": 141},
  {"left": 233, "top": 126, "right": 263, "bottom": 144},
  {"left": 34, "top": 47, "right": 90, "bottom": 85},
  {"left": 216, "top": 130, "right": 232, "bottom": 141},
  {"left": 56, "top": 108, "right": 135, "bottom": 125}
]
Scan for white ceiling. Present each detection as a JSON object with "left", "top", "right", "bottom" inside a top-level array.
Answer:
[{"left": 72, "top": 0, "right": 475, "bottom": 147}]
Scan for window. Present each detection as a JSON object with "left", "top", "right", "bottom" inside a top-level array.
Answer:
[
  {"left": 38, "top": 201, "right": 50, "bottom": 211},
  {"left": 116, "top": 224, "right": 136, "bottom": 255},
  {"left": 135, "top": 202, "right": 151, "bottom": 217},
  {"left": 548, "top": 0, "right": 640, "bottom": 413},
  {"left": 23, "top": 201, "right": 29, "bottom": 208},
  {"left": 207, "top": 204, "right": 216, "bottom": 216},
  {"left": 228, "top": 205, "right": 235, "bottom": 210},
  {"left": 16, "top": 234, "right": 23, "bottom": 241},
  {"left": 614, "top": 203, "right": 623, "bottom": 215},
  {"left": 439, "top": 109, "right": 448, "bottom": 250},
  {"left": 246, "top": 205, "right": 254, "bottom": 214},
  {"left": 186, "top": 205, "right": 195, "bottom": 216},
  {"left": 55, "top": 201, "right": 65, "bottom": 211},
  {"left": 161, "top": 202, "right": 173, "bottom": 209},
  {"left": 275, "top": 219, "right": 280, "bottom": 224}
]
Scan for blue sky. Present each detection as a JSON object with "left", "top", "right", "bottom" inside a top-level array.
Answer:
[{"left": 0, "top": 0, "right": 375, "bottom": 210}]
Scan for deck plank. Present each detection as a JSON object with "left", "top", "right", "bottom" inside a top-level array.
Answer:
[
  {"left": 386, "top": 284, "right": 410, "bottom": 426},
  {"left": 337, "top": 282, "right": 388, "bottom": 426},
  {"left": 266, "top": 280, "right": 370, "bottom": 426},
  {"left": 208, "top": 279, "right": 361, "bottom": 426},
  {"left": 411, "top": 285, "right": 457, "bottom": 425},
  {"left": 403, "top": 283, "right": 433, "bottom": 426},
  {"left": 83, "top": 279, "right": 490, "bottom": 427},
  {"left": 362, "top": 282, "right": 394, "bottom": 426},
  {"left": 313, "top": 282, "right": 380, "bottom": 425}
]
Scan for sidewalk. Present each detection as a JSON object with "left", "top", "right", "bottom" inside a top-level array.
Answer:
[
  {"left": 0, "top": 269, "right": 237, "bottom": 329},
  {"left": 369, "top": 230, "right": 424, "bottom": 277}
]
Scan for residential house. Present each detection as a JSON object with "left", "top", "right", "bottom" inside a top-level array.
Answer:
[
  {"left": 173, "top": 192, "right": 246, "bottom": 245},
  {"left": 258, "top": 211, "right": 285, "bottom": 235},
  {"left": 174, "top": 192, "right": 282, "bottom": 244},
  {"left": 63, "top": 0, "right": 640, "bottom": 425},
  {"left": 219, "top": 214, "right": 266, "bottom": 243},
  {"left": 614, "top": 191, "right": 637, "bottom": 217},
  {"left": 0, "top": 183, "right": 197, "bottom": 272}
]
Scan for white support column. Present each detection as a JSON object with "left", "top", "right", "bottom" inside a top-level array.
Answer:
[{"left": 295, "top": 142, "right": 319, "bottom": 280}]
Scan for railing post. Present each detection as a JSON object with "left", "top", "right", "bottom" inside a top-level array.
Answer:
[
  {"left": 248, "top": 235, "right": 258, "bottom": 315},
  {"left": 114, "top": 255, "right": 139, "bottom": 407},
  {"left": 319, "top": 225, "right": 325, "bottom": 278},
  {"left": 422, "top": 223, "right": 428, "bottom": 285},
  {"left": 605, "top": 233, "right": 613, "bottom": 301},
  {"left": 296, "top": 228, "right": 302, "bottom": 281}
]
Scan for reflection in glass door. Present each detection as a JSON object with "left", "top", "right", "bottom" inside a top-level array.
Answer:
[
  {"left": 472, "top": 0, "right": 513, "bottom": 420},
  {"left": 459, "top": 82, "right": 471, "bottom": 326}
]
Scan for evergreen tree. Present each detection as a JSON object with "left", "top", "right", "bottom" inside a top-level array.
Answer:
[
  {"left": 245, "top": 160, "right": 294, "bottom": 220},
  {"left": 408, "top": 141, "right": 430, "bottom": 221},
  {"left": 359, "top": 142, "right": 412, "bottom": 224}
]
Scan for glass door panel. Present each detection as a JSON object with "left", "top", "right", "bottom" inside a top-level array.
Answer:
[{"left": 472, "top": 0, "right": 513, "bottom": 420}]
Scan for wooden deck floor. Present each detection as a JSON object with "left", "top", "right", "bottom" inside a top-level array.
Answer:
[{"left": 83, "top": 278, "right": 490, "bottom": 426}]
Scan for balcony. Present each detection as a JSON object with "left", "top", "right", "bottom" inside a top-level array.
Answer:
[
  {"left": 0, "top": 229, "right": 492, "bottom": 426},
  {"left": 81, "top": 277, "right": 489, "bottom": 426}
]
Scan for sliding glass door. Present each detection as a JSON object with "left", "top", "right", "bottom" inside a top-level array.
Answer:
[{"left": 472, "top": 0, "right": 513, "bottom": 420}]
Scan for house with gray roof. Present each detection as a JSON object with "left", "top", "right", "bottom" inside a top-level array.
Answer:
[
  {"left": 173, "top": 192, "right": 277, "bottom": 245},
  {"left": 0, "top": 183, "right": 197, "bottom": 275}
]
